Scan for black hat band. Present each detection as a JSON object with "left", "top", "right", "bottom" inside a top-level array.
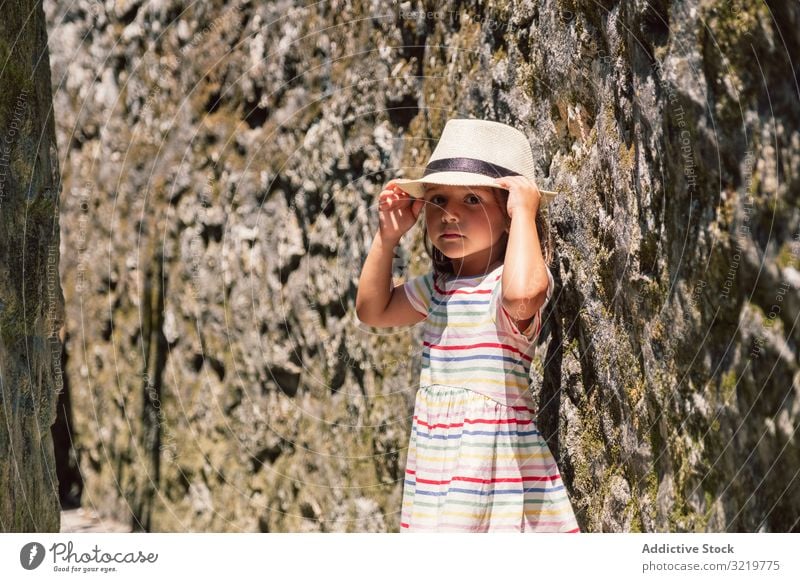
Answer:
[{"left": 423, "top": 157, "right": 522, "bottom": 179}]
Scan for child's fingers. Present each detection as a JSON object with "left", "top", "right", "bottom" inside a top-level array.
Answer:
[
  {"left": 378, "top": 188, "right": 410, "bottom": 210},
  {"left": 380, "top": 191, "right": 400, "bottom": 203},
  {"left": 378, "top": 190, "right": 398, "bottom": 200},
  {"left": 378, "top": 191, "right": 397, "bottom": 207},
  {"left": 384, "top": 182, "right": 408, "bottom": 195}
]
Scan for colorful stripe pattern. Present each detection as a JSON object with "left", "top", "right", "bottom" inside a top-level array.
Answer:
[
  {"left": 403, "top": 263, "right": 555, "bottom": 409},
  {"left": 399, "top": 265, "right": 579, "bottom": 532},
  {"left": 399, "top": 385, "right": 581, "bottom": 532}
]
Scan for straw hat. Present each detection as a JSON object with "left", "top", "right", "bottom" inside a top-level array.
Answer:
[{"left": 391, "top": 118, "right": 558, "bottom": 205}]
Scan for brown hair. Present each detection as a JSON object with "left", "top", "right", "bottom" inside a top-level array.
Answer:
[{"left": 421, "top": 186, "right": 553, "bottom": 277}]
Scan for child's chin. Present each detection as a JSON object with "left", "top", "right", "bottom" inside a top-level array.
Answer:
[{"left": 433, "top": 241, "right": 471, "bottom": 259}]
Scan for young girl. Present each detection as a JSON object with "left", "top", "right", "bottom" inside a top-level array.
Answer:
[{"left": 355, "top": 119, "right": 580, "bottom": 533}]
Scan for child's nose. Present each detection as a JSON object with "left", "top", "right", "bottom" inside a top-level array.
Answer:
[{"left": 442, "top": 209, "right": 459, "bottom": 222}]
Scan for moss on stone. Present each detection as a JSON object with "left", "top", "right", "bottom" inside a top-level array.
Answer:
[
  {"left": 628, "top": 377, "right": 645, "bottom": 408},
  {"left": 719, "top": 369, "right": 737, "bottom": 404},
  {"left": 626, "top": 495, "right": 644, "bottom": 532},
  {"left": 777, "top": 241, "right": 800, "bottom": 270},
  {"left": 0, "top": 38, "right": 35, "bottom": 119}
]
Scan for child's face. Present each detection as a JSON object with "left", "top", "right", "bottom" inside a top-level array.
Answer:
[{"left": 423, "top": 185, "right": 509, "bottom": 260}]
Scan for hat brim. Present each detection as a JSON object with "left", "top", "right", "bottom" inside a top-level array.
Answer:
[{"left": 391, "top": 171, "right": 558, "bottom": 204}]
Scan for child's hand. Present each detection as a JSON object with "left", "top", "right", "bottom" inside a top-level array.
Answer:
[
  {"left": 493, "top": 176, "right": 542, "bottom": 219},
  {"left": 377, "top": 181, "right": 424, "bottom": 244}
]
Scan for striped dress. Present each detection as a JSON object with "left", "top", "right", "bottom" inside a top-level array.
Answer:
[{"left": 399, "top": 262, "right": 580, "bottom": 533}]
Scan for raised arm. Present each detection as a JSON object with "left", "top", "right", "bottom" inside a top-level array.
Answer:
[
  {"left": 355, "top": 234, "right": 426, "bottom": 327},
  {"left": 355, "top": 182, "right": 425, "bottom": 328},
  {"left": 493, "top": 176, "right": 550, "bottom": 332}
]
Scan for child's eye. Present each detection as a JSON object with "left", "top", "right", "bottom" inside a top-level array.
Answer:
[
  {"left": 465, "top": 194, "right": 481, "bottom": 204},
  {"left": 431, "top": 195, "right": 445, "bottom": 205}
]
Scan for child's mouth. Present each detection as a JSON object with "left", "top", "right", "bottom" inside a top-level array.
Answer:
[{"left": 440, "top": 233, "right": 463, "bottom": 239}]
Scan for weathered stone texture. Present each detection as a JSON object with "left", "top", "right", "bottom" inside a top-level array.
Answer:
[
  {"left": 44, "top": 0, "right": 799, "bottom": 531},
  {"left": 1, "top": 0, "right": 64, "bottom": 532}
]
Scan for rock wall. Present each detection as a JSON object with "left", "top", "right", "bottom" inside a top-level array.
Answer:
[
  {"left": 45, "top": 0, "right": 799, "bottom": 532},
  {"left": 0, "top": 0, "right": 64, "bottom": 532}
]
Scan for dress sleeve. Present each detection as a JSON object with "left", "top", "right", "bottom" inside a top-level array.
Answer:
[
  {"left": 402, "top": 270, "right": 435, "bottom": 316},
  {"left": 490, "top": 266, "right": 554, "bottom": 342}
]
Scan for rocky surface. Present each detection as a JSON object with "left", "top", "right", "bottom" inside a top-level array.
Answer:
[
  {"left": 60, "top": 508, "right": 130, "bottom": 533},
  {"left": 41, "top": 0, "right": 799, "bottom": 532},
  {"left": 0, "top": 0, "right": 64, "bottom": 532}
]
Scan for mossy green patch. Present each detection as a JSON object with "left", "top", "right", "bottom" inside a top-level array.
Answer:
[
  {"left": 625, "top": 495, "right": 644, "bottom": 532},
  {"left": 0, "top": 38, "right": 35, "bottom": 124},
  {"left": 719, "top": 369, "right": 738, "bottom": 404},
  {"left": 777, "top": 241, "right": 800, "bottom": 270}
]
